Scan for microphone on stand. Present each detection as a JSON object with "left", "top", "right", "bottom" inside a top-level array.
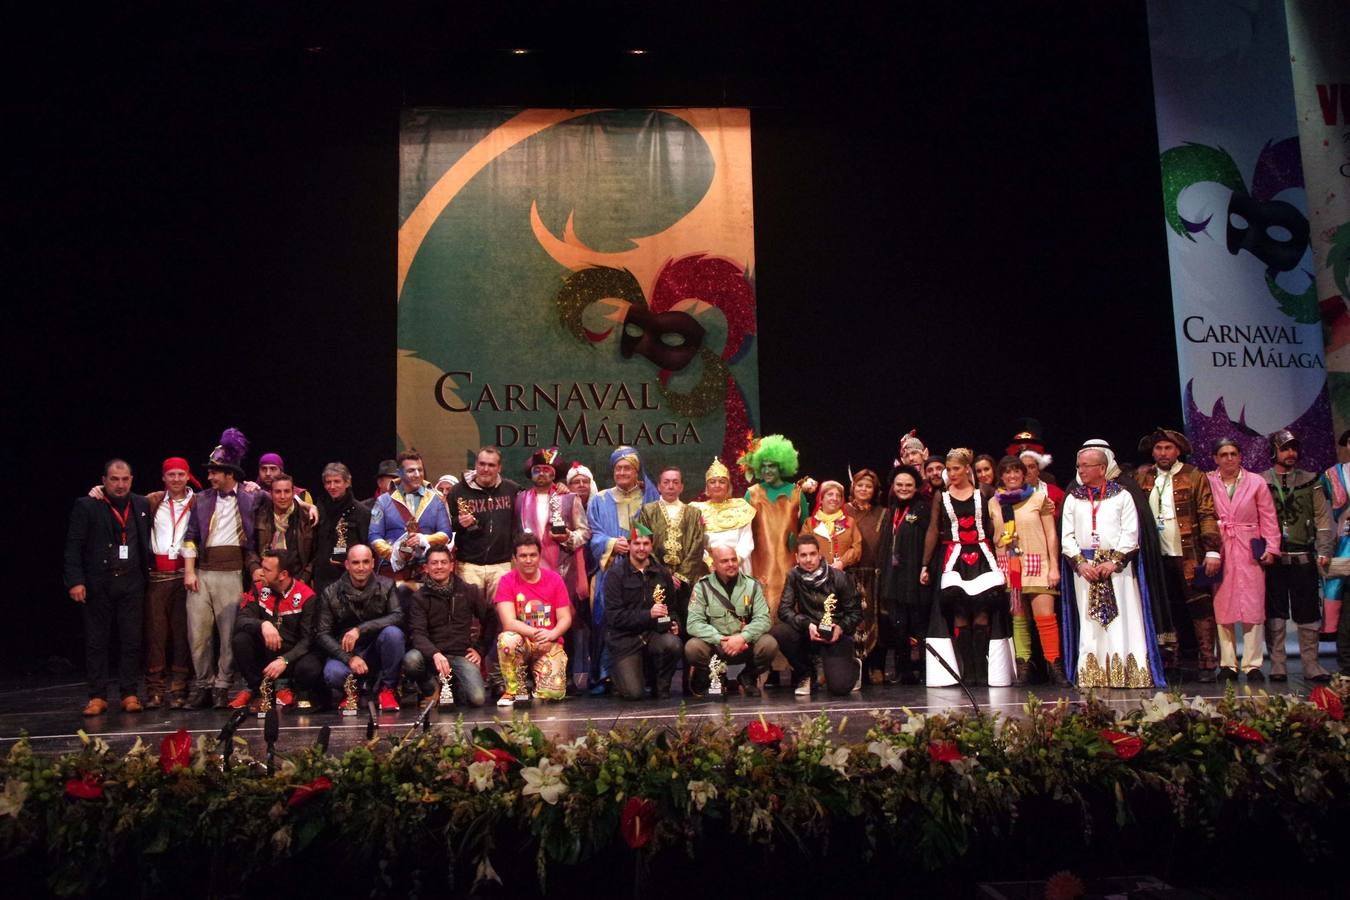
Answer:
[
  {"left": 217, "top": 707, "right": 251, "bottom": 766},
  {"left": 365, "top": 698, "right": 379, "bottom": 741},
  {"left": 314, "top": 724, "right": 331, "bottom": 754},
  {"left": 924, "top": 642, "right": 982, "bottom": 717},
  {"left": 264, "top": 707, "right": 279, "bottom": 774}
]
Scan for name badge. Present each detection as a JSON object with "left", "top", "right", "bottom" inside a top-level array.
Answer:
[
  {"left": 167, "top": 546, "right": 178, "bottom": 560},
  {"left": 1089, "top": 532, "right": 1101, "bottom": 549},
  {"left": 118, "top": 545, "right": 129, "bottom": 560}
]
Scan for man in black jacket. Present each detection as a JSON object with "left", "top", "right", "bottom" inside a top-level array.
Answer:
[
  {"left": 230, "top": 549, "right": 327, "bottom": 712},
  {"left": 771, "top": 535, "right": 862, "bottom": 697},
  {"left": 315, "top": 544, "right": 405, "bottom": 714},
  {"left": 313, "top": 462, "right": 372, "bottom": 596},
  {"left": 402, "top": 546, "right": 489, "bottom": 707},
  {"left": 604, "top": 525, "right": 682, "bottom": 700},
  {"left": 64, "top": 459, "right": 152, "bottom": 715}
]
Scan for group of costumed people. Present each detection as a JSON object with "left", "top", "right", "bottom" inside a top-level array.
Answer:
[{"left": 65, "top": 419, "right": 1348, "bottom": 717}]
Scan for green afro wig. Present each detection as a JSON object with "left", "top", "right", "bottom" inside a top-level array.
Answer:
[{"left": 738, "top": 434, "right": 799, "bottom": 481}]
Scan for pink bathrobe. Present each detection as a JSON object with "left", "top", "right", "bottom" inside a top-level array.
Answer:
[{"left": 1207, "top": 470, "right": 1281, "bottom": 625}]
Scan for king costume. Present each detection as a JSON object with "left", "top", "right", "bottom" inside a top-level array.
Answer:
[{"left": 691, "top": 457, "right": 755, "bottom": 575}]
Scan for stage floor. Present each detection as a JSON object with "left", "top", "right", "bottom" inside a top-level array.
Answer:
[{"left": 0, "top": 661, "right": 1333, "bottom": 757}]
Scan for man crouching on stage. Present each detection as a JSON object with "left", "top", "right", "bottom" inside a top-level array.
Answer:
[
  {"left": 494, "top": 535, "right": 573, "bottom": 706},
  {"left": 403, "top": 545, "right": 490, "bottom": 708},
  {"left": 605, "top": 524, "right": 682, "bottom": 700},
  {"left": 771, "top": 534, "right": 861, "bottom": 697},
  {"left": 230, "top": 549, "right": 327, "bottom": 712},
  {"left": 315, "top": 544, "right": 405, "bottom": 714},
  {"left": 685, "top": 545, "right": 778, "bottom": 697}
]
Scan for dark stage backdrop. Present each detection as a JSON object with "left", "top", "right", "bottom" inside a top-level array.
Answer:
[{"left": 8, "top": 4, "right": 1178, "bottom": 671}]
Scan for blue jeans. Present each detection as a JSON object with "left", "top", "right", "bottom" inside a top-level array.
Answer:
[
  {"left": 402, "top": 648, "right": 487, "bottom": 707},
  {"left": 323, "top": 625, "right": 405, "bottom": 690}
]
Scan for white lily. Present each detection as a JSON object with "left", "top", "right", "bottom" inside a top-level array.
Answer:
[
  {"left": 899, "top": 713, "right": 927, "bottom": 735},
  {"left": 820, "top": 746, "right": 850, "bottom": 777},
  {"left": 1140, "top": 691, "right": 1184, "bottom": 724},
  {"left": 467, "top": 760, "right": 496, "bottom": 792},
  {"left": 687, "top": 779, "right": 717, "bottom": 811},
  {"left": 558, "top": 736, "right": 588, "bottom": 766},
  {"left": 520, "top": 757, "right": 568, "bottom": 805},
  {"left": 867, "top": 740, "right": 904, "bottom": 772},
  {"left": 0, "top": 778, "right": 27, "bottom": 818},
  {"left": 1188, "top": 695, "right": 1218, "bottom": 718}
]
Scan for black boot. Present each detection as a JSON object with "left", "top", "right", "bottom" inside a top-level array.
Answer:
[
  {"left": 954, "top": 628, "right": 975, "bottom": 684},
  {"left": 971, "top": 625, "right": 991, "bottom": 687}
]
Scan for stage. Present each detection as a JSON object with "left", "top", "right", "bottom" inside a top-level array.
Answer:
[{"left": 0, "top": 660, "right": 1332, "bottom": 757}]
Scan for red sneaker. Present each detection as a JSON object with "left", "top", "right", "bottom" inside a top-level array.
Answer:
[
  {"left": 274, "top": 688, "right": 295, "bottom": 708},
  {"left": 228, "top": 690, "right": 253, "bottom": 709},
  {"left": 378, "top": 687, "right": 400, "bottom": 712}
]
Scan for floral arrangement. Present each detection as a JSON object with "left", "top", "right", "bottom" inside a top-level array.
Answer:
[{"left": 1, "top": 681, "right": 1345, "bottom": 896}]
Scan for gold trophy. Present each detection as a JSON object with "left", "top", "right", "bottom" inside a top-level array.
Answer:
[
  {"left": 818, "top": 592, "right": 838, "bottom": 638},
  {"left": 707, "top": 654, "right": 727, "bottom": 698},
  {"left": 438, "top": 673, "right": 455, "bottom": 707},
  {"left": 652, "top": 583, "right": 670, "bottom": 626},
  {"left": 457, "top": 497, "right": 478, "bottom": 530},
  {"left": 400, "top": 517, "right": 421, "bottom": 559},
  {"left": 341, "top": 674, "right": 359, "bottom": 716},
  {"left": 331, "top": 516, "right": 349, "bottom": 563},
  {"left": 256, "top": 676, "right": 274, "bottom": 719}
]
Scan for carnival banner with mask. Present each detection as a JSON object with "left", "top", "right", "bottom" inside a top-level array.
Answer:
[
  {"left": 1284, "top": 1, "right": 1350, "bottom": 441},
  {"left": 1148, "top": 0, "right": 1333, "bottom": 472},
  {"left": 397, "top": 108, "right": 759, "bottom": 486}
]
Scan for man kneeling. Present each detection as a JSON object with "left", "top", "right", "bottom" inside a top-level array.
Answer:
[
  {"left": 686, "top": 546, "right": 777, "bottom": 697},
  {"left": 770, "top": 535, "right": 861, "bottom": 697},
  {"left": 403, "top": 545, "right": 489, "bottom": 707},
  {"left": 315, "top": 544, "right": 405, "bottom": 714},
  {"left": 605, "top": 524, "right": 683, "bottom": 700},
  {"left": 230, "top": 549, "right": 326, "bottom": 712},
  {"left": 495, "top": 535, "right": 573, "bottom": 706}
]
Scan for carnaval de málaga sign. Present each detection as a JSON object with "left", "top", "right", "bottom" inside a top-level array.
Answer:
[{"left": 397, "top": 108, "right": 759, "bottom": 484}]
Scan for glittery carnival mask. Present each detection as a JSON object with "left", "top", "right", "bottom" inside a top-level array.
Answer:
[{"left": 620, "top": 305, "right": 706, "bottom": 371}]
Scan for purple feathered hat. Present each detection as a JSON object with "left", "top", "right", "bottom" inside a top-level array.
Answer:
[{"left": 205, "top": 427, "right": 249, "bottom": 480}]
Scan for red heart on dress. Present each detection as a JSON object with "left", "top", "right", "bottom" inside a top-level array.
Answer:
[
  {"left": 961, "top": 551, "right": 980, "bottom": 565},
  {"left": 958, "top": 516, "right": 976, "bottom": 529},
  {"left": 958, "top": 529, "right": 978, "bottom": 544}
]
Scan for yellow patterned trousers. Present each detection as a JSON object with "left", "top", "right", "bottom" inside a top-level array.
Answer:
[{"left": 497, "top": 632, "right": 568, "bottom": 700}]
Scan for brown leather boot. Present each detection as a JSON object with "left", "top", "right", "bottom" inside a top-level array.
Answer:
[
  {"left": 1192, "top": 616, "right": 1218, "bottom": 683},
  {"left": 1013, "top": 659, "right": 1032, "bottom": 686}
]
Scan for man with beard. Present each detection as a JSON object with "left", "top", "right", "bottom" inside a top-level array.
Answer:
[
  {"left": 769, "top": 535, "right": 861, "bottom": 697},
  {"left": 256, "top": 452, "right": 312, "bottom": 504},
  {"left": 369, "top": 448, "right": 453, "bottom": 591},
  {"left": 1261, "top": 429, "right": 1334, "bottom": 682},
  {"left": 922, "top": 456, "right": 947, "bottom": 499},
  {"left": 315, "top": 544, "right": 405, "bottom": 713},
  {"left": 1133, "top": 428, "right": 1222, "bottom": 682},
  {"left": 230, "top": 549, "right": 326, "bottom": 711},
  {"left": 403, "top": 545, "right": 489, "bottom": 708},
  {"left": 449, "top": 446, "right": 520, "bottom": 605},
  {"left": 313, "top": 462, "right": 372, "bottom": 596},
  {"left": 604, "top": 525, "right": 682, "bottom": 700},
  {"left": 252, "top": 473, "right": 316, "bottom": 586}
]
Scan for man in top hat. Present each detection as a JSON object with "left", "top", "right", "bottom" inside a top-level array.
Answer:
[
  {"left": 257, "top": 452, "right": 312, "bottom": 504},
  {"left": 1133, "top": 428, "right": 1222, "bottom": 682},
  {"left": 1261, "top": 429, "right": 1334, "bottom": 682},
  {"left": 365, "top": 459, "right": 401, "bottom": 508},
  {"left": 182, "top": 427, "right": 265, "bottom": 708},
  {"left": 368, "top": 447, "right": 453, "bottom": 592},
  {"left": 64, "top": 458, "right": 152, "bottom": 715}
]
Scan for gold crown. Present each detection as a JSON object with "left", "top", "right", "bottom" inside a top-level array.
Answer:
[{"left": 705, "top": 456, "right": 730, "bottom": 480}]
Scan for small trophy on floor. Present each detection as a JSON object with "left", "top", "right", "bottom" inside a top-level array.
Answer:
[
  {"left": 818, "top": 592, "right": 837, "bottom": 638},
  {"left": 707, "top": 655, "right": 727, "bottom": 698},
  {"left": 438, "top": 673, "right": 455, "bottom": 707},
  {"left": 256, "top": 676, "right": 274, "bottom": 719},
  {"left": 341, "top": 674, "right": 359, "bottom": 716}
]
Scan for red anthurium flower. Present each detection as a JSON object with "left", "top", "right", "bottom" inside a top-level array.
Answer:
[
  {"left": 927, "top": 740, "right": 964, "bottom": 763},
  {"left": 473, "top": 747, "right": 518, "bottom": 776},
  {"left": 159, "top": 727, "right": 193, "bottom": 774},
  {"left": 1098, "top": 730, "right": 1143, "bottom": 760},
  {"left": 287, "top": 775, "right": 333, "bottom": 808},
  {"left": 620, "top": 796, "right": 657, "bottom": 849},
  {"left": 1309, "top": 686, "right": 1344, "bottom": 721},
  {"left": 1223, "top": 721, "right": 1265, "bottom": 744},
  {"left": 65, "top": 771, "right": 104, "bottom": 800},
  {"left": 746, "top": 719, "right": 783, "bottom": 747}
]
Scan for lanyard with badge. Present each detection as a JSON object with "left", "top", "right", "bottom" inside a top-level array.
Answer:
[
  {"left": 1150, "top": 470, "right": 1171, "bottom": 534},
  {"left": 104, "top": 497, "right": 131, "bottom": 560},
  {"left": 164, "top": 496, "right": 190, "bottom": 559}
]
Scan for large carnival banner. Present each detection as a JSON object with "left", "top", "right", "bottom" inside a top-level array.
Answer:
[
  {"left": 1147, "top": 0, "right": 1333, "bottom": 472},
  {"left": 1284, "top": 1, "right": 1350, "bottom": 443},
  {"left": 397, "top": 109, "right": 758, "bottom": 485}
]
